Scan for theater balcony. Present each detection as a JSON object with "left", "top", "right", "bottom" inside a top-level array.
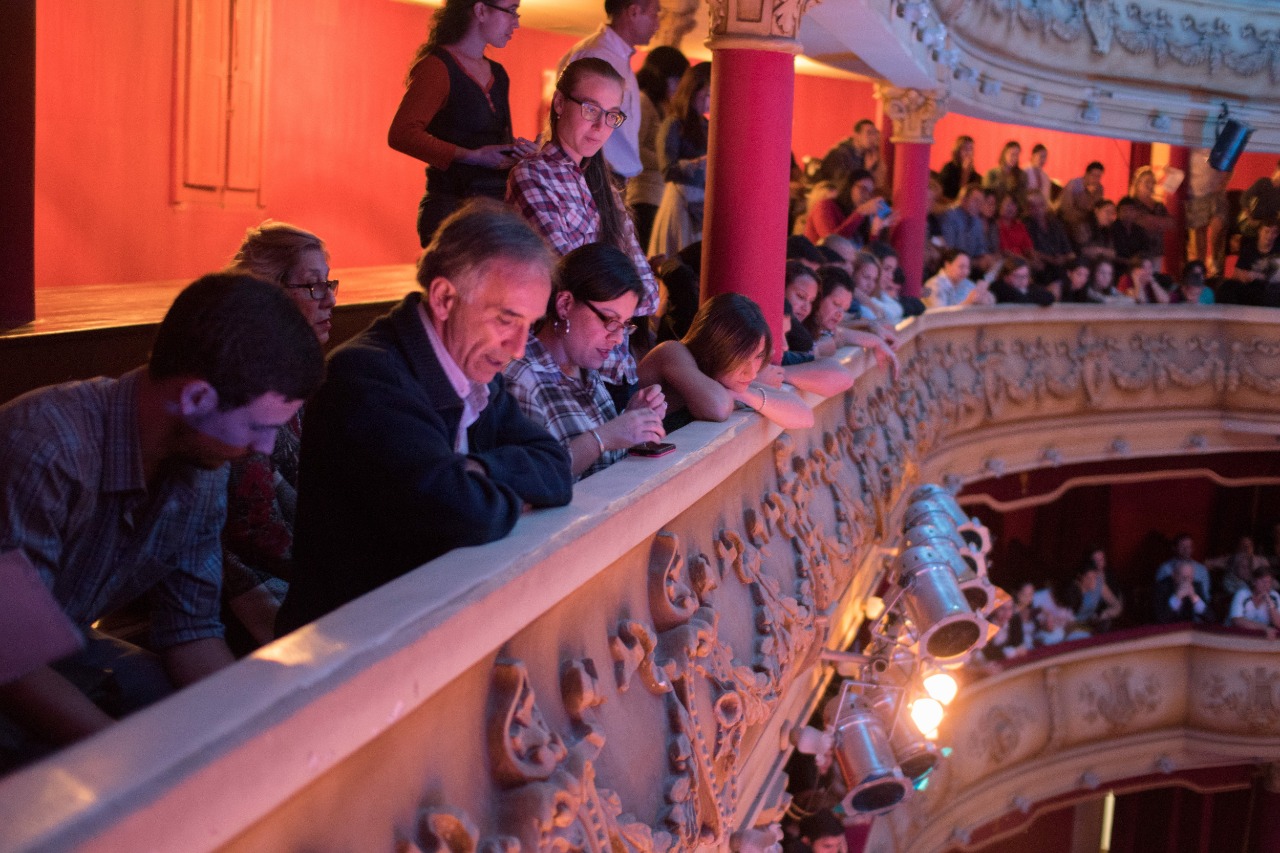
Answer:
[{"left": 3, "top": 304, "right": 1280, "bottom": 852}]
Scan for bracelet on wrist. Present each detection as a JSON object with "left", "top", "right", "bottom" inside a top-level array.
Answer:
[
  {"left": 589, "top": 428, "right": 606, "bottom": 455},
  {"left": 755, "top": 386, "right": 768, "bottom": 411}
]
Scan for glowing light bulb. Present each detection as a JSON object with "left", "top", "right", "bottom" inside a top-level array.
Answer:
[
  {"left": 923, "top": 672, "right": 958, "bottom": 705},
  {"left": 910, "top": 697, "right": 944, "bottom": 734}
]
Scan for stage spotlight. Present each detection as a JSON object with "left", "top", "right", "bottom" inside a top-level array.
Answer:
[
  {"left": 898, "top": 547, "right": 985, "bottom": 659},
  {"left": 833, "top": 707, "right": 909, "bottom": 813},
  {"left": 909, "top": 697, "right": 944, "bottom": 735},
  {"left": 864, "top": 689, "right": 941, "bottom": 783},
  {"left": 922, "top": 671, "right": 958, "bottom": 705},
  {"left": 1210, "top": 118, "right": 1252, "bottom": 172}
]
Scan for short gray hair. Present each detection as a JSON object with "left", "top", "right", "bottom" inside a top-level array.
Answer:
[{"left": 416, "top": 199, "right": 555, "bottom": 302}]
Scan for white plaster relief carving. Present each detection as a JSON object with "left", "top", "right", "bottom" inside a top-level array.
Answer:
[
  {"left": 943, "top": 0, "right": 1280, "bottom": 83},
  {"left": 969, "top": 703, "right": 1028, "bottom": 767},
  {"left": 706, "top": 0, "right": 822, "bottom": 41},
  {"left": 876, "top": 85, "right": 948, "bottom": 146},
  {"left": 1200, "top": 666, "right": 1280, "bottom": 733},
  {"left": 1078, "top": 665, "right": 1160, "bottom": 730}
]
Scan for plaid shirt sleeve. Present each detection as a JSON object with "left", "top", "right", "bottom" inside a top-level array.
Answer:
[{"left": 507, "top": 155, "right": 586, "bottom": 258}]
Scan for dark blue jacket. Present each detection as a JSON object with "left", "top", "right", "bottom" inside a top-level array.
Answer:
[{"left": 277, "top": 294, "right": 572, "bottom": 633}]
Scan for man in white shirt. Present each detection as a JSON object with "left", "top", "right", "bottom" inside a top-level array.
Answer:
[{"left": 558, "top": 0, "right": 661, "bottom": 180}]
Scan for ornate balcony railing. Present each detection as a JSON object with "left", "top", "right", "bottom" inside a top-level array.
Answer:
[
  {"left": 1, "top": 304, "right": 1279, "bottom": 852},
  {"left": 874, "top": 624, "right": 1280, "bottom": 852}
]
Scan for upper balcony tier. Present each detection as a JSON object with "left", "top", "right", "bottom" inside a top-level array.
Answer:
[{"left": 3, "top": 304, "right": 1280, "bottom": 852}]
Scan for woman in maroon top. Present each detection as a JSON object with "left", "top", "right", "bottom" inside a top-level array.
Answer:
[{"left": 388, "top": 0, "right": 536, "bottom": 246}]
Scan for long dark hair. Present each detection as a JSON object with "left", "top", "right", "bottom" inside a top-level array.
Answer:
[
  {"left": 553, "top": 58, "right": 629, "bottom": 253},
  {"left": 408, "top": 0, "right": 480, "bottom": 77},
  {"left": 667, "top": 63, "right": 711, "bottom": 151},
  {"left": 636, "top": 46, "right": 689, "bottom": 113},
  {"left": 683, "top": 293, "right": 772, "bottom": 380},
  {"left": 806, "top": 266, "right": 854, "bottom": 336},
  {"left": 545, "top": 242, "right": 644, "bottom": 330}
]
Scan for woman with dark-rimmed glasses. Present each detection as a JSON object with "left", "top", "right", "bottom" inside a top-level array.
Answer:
[
  {"left": 508, "top": 57, "right": 659, "bottom": 405},
  {"left": 388, "top": 0, "right": 536, "bottom": 246},
  {"left": 219, "top": 220, "right": 336, "bottom": 650},
  {"left": 503, "top": 243, "right": 666, "bottom": 480}
]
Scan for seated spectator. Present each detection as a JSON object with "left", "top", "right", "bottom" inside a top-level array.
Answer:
[
  {"left": 1023, "top": 192, "right": 1076, "bottom": 288},
  {"left": 923, "top": 249, "right": 993, "bottom": 309},
  {"left": 1079, "top": 199, "right": 1120, "bottom": 262},
  {"left": 984, "top": 140, "right": 1027, "bottom": 205},
  {"left": 984, "top": 582, "right": 1037, "bottom": 659},
  {"left": 1238, "top": 159, "right": 1280, "bottom": 239},
  {"left": 805, "top": 267, "right": 899, "bottom": 368},
  {"left": 638, "top": 293, "right": 813, "bottom": 431},
  {"left": 508, "top": 57, "right": 658, "bottom": 392},
  {"left": 940, "top": 185, "right": 997, "bottom": 272},
  {"left": 654, "top": 255, "right": 699, "bottom": 343},
  {"left": 855, "top": 245, "right": 905, "bottom": 326},
  {"left": 786, "top": 234, "right": 826, "bottom": 271},
  {"left": 797, "top": 809, "right": 848, "bottom": 853},
  {"left": 1169, "top": 261, "right": 1215, "bottom": 305},
  {"left": 1060, "top": 257, "right": 1094, "bottom": 303},
  {"left": 817, "top": 234, "right": 858, "bottom": 274},
  {"left": 0, "top": 275, "right": 324, "bottom": 766},
  {"left": 804, "top": 168, "right": 890, "bottom": 246},
  {"left": 1084, "top": 258, "right": 1132, "bottom": 304},
  {"left": 1155, "top": 533, "right": 1211, "bottom": 589},
  {"left": 1121, "top": 257, "right": 1171, "bottom": 304},
  {"left": 864, "top": 243, "right": 915, "bottom": 324},
  {"left": 503, "top": 243, "right": 667, "bottom": 480},
  {"left": 219, "top": 221, "right": 339, "bottom": 651},
  {"left": 778, "top": 308, "right": 856, "bottom": 396},
  {"left": 1031, "top": 583, "right": 1075, "bottom": 646},
  {"left": 276, "top": 201, "right": 574, "bottom": 634},
  {"left": 1208, "top": 535, "right": 1271, "bottom": 599},
  {"left": 1112, "top": 197, "right": 1156, "bottom": 267},
  {"left": 1065, "top": 549, "right": 1123, "bottom": 634},
  {"left": 1153, "top": 560, "right": 1211, "bottom": 624},
  {"left": 1231, "top": 218, "right": 1280, "bottom": 283},
  {"left": 991, "top": 255, "right": 1054, "bottom": 306},
  {"left": 1228, "top": 568, "right": 1280, "bottom": 638},
  {"left": 995, "top": 194, "right": 1034, "bottom": 259},
  {"left": 1023, "top": 142, "right": 1053, "bottom": 206},
  {"left": 784, "top": 260, "right": 821, "bottom": 355},
  {"left": 1126, "top": 165, "right": 1174, "bottom": 248},
  {"left": 938, "top": 135, "right": 980, "bottom": 202},
  {"left": 1057, "top": 160, "right": 1106, "bottom": 247},
  {"left": 814, "top": 118, "right": 884, "bottom": 192},
  {"left": 848, "top": 251, "right": 900, "bottom": 338}
]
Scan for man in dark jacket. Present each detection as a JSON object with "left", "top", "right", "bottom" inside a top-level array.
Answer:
[{"left": 277, "top": 201, "right": 573, "bottom": 633}]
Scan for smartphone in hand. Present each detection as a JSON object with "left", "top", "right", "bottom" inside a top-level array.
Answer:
[{"left": 629, "top": 441, "right": 676, "bottom": 458}]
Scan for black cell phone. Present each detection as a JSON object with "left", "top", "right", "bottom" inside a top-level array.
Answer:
[
  {"left": 500, "top": 148, "right": 516, "bottom": 156},
  {"left": 629, "top": 441, "right": 676, "bottom": 458}
]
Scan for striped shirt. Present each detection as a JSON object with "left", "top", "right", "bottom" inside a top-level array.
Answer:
[{"left": 0, "top": 370, "right": 228, "bottom": 649}]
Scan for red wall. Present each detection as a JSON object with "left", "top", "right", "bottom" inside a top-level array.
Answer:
[
  {"left": 32, "top": 0, "right": 576, "bottom": 290},
  {"left": 35, "top": 2, "right": 1248, "bottom": 290}
]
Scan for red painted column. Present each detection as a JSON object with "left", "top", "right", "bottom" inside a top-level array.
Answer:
[
  {"left": 0, "top": 1, "right": 36, "bottom": 328},
  {"left": 1163, "top": 145, "right": 1191, "bottom": 279},
  {"left": 890, "top": 141, "right": 931, "bottom": 299},
  {"left": 875, "top": 85, "right": 947, "bottom": 300},
  {"left": 1130, "top": 141, "right": 1153, "bottom": 173},
  {"left": 701, "top": 48, "right": 795, "bottom": 357}
]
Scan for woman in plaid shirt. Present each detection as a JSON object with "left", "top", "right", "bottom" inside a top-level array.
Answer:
[
  {"left": 503, "top": 243, "right": 666, "bottom": 480},
  {"left": 507, "top": 58, "right": 658, "bottom": 393}
]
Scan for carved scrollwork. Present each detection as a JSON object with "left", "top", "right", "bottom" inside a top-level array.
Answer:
[
  {"left": 1200, "top": 666, "right": 1280, "bottom": 733},
  {"left": 942, "top": 0, "right": 1280, "bottom": 83},
  {"left": 490, "top": 660, "right": 568, "bottom": 788},
  {"left": 1079, "top": 665, "right": 1160, "bottom": 730},
  {"left": 970, "top": 703, "right": 1029, "bottom": 767}
]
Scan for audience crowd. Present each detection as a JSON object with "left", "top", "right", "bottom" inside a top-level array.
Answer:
[{"left": 2, "top": 0, "right": 1276, "bottom": 780}]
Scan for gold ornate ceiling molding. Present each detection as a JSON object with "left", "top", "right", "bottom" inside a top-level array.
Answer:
[{"left": 801, "top": 0, "right": 1280, "bottom": 150}]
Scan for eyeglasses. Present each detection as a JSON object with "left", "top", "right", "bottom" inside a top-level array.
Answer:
[
  {"left": 562, "top": 93, "right": 627, "bottom": 129},
  {"left": 283, "top": 280, "right": 339, "bottom": 301},
  {"left": 481, "top": 1, "right": 520, "bottom": 19},
  {"left": 581, "top": 300, "right": 636, "bottom": 336}
]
